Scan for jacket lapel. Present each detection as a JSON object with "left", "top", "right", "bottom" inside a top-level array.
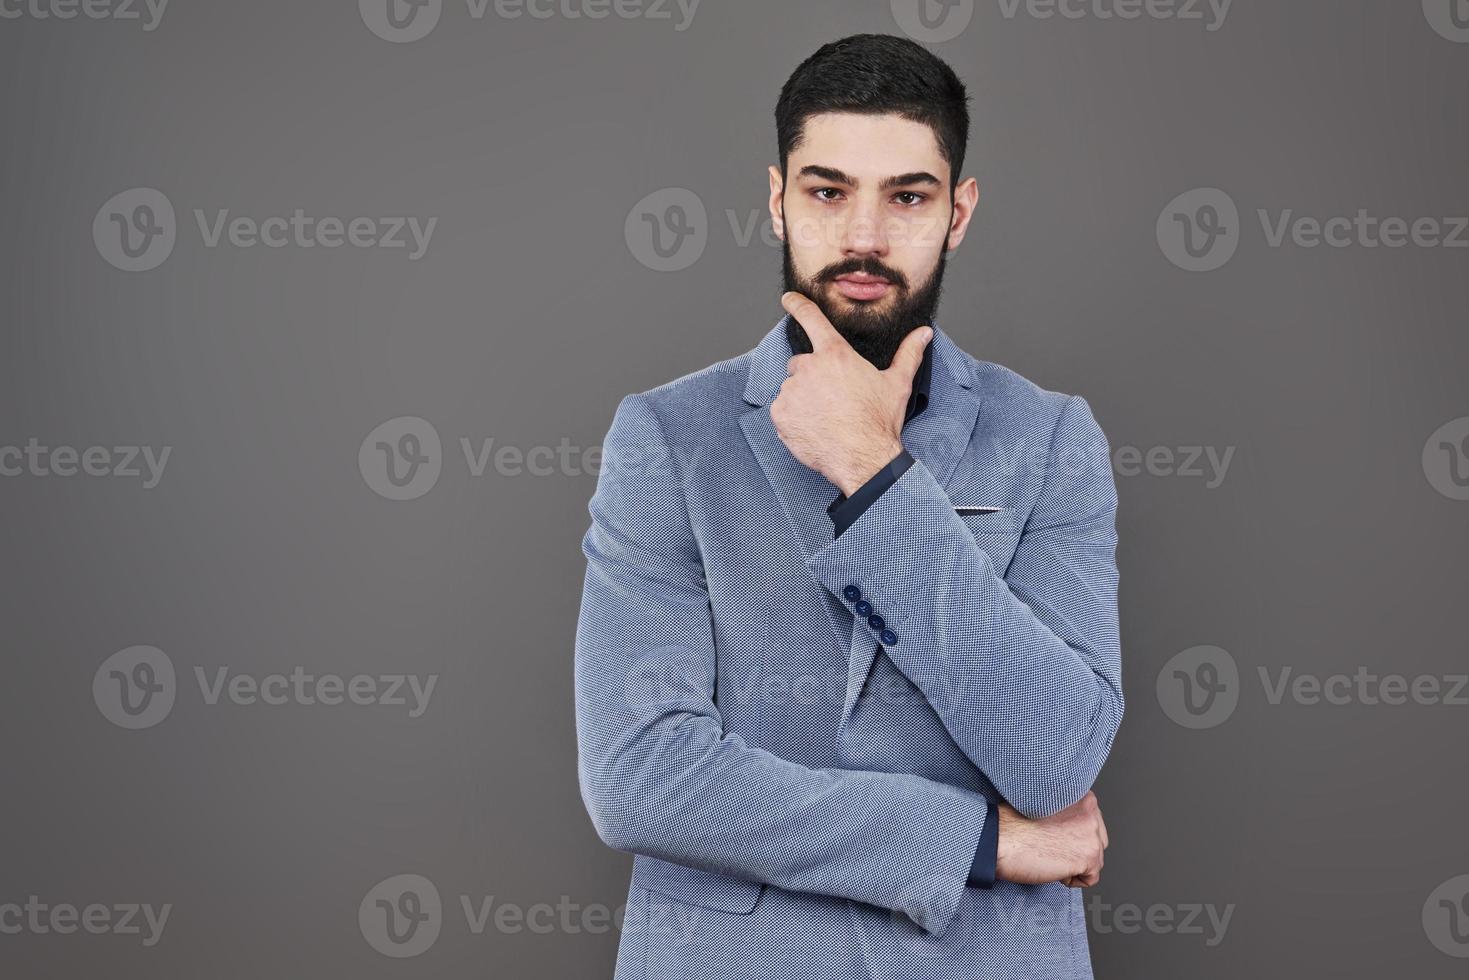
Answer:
[{"left": 740, "top": 314, "right": 984, "bottom": 724}]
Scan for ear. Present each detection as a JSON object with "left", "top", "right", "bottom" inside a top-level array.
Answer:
[
  {"left": 943, "top": 176, "right": 980, "bottom": 252},
  {"left": 767, "top": 164, "right": 786, "bottom": 242}
]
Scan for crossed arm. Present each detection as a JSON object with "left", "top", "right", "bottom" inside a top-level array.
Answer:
[
  {"left": 574, "top": 391, "right": 1122, "bottom": 938},
  {"left": 808, "top": 393, "right": 1124, "bottom": 819}
]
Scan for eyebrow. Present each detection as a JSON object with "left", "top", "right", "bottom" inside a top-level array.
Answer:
[{"left": 796, "top": 165, "right": 942, "bottom": 191}]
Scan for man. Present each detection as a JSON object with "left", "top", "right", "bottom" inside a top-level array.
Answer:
[{"left": 575, "top": 33, "right": 1122, "bottom": 980}]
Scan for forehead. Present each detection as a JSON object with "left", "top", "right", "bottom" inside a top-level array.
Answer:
[{"left": 788, "top": 112, "right": 948, "bottom": 182}]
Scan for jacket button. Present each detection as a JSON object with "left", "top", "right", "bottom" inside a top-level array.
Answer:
[
  {"left": 880, "top": 629, "right": 898, "bottom": 646},
  {"left": 854, "top": 600, "right": 872, "bottom": 617},
  {"left": 867, "top": 614, "right": 885, "bottom": 631},
  {"left": 842, "top": 585, "right": 861, "bottom": 602}
]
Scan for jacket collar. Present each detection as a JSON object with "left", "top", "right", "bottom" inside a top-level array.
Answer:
[{"left": 737, "top": 312, "right": 985, "bottom": 723}]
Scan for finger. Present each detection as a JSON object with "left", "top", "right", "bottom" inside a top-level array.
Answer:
[
  {"left": 886, "top": 326, "right": 933, "bottom": 380},
  {"left": 781, "top": 291, "right": 846, "bottom": 354},
  {"left": 1097, "top": 811, "right": 1109, "bottom": 851},
  {"left": 786, "top": 353, "right": 812, "bottom": 376}
]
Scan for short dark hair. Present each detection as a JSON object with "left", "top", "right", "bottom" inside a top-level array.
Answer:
[{"left": 775, "top": 34, "right": 970, "bottom": 192}]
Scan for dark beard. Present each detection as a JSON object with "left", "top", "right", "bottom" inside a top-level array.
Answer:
[{"left": 782, "top": 238, "right": 948, "bottom": 370}]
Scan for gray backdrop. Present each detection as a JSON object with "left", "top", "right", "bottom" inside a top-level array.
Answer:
[{"left": 3, "top": 1, "right": 1468, "bottom": 976}]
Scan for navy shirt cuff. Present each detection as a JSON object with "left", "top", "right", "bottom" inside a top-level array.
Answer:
[
  {"left": 827, "top": 449, "right": 915, "bottom": 538},
  {"left": 967, "top": 800, "right": 999, "bottom": 889}
]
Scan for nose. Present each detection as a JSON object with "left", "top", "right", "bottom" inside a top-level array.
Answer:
[{"left": 838, "top": 193, "right": 889, "bottom": 259}]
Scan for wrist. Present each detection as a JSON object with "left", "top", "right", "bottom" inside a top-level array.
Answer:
[
  {"left": 994, "top": 803, "right": 1020, "bottom": 877},
  {"left": 831, "top": 439, "right": 905, "bottom": 496}
]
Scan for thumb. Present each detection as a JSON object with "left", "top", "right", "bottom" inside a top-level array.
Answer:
[{"left": 887, "top": 326, "right": 932, "bottom": 380}]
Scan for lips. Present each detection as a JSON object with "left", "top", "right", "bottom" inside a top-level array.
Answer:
[{"left": 832, "top": 273, "right": 891, "bottom": 302}]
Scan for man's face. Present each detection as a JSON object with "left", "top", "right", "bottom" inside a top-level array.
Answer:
[{"left": 770, "top": 112, "right": 978, "bottom": 368}]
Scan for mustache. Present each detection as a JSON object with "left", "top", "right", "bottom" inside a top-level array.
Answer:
[{"left": 815, "top": 256, "right": 908, "bottom": 289}]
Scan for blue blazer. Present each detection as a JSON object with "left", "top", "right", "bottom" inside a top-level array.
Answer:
[{"left": 575, "top": 314, "right": 1124, "bottom": 979}]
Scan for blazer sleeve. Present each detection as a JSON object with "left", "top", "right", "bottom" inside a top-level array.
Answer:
[
  {"left": 805, "top": 395, "right": 1125, "bottom": 819},
  {"left": 575, "top": 392, "right": 993, "bottom": 938}
]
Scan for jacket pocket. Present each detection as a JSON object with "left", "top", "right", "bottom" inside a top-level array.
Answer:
[
  {"left": 956, "top": 507, "right": 1025, "bottom": 534},
  {"left": 632, "top": 855, "right": 765, "bottom": 914}
]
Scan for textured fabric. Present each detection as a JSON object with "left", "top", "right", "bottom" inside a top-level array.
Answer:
[
  {"left": 826, "top": 348, "right": 999, "bottom": 890},
  {"left": 575, "top": 313, "right": 1123, "bottom": 980}
]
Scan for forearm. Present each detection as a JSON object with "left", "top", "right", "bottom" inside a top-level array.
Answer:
[
  {"left": 576, "top": 391, "right": 993, "bottom": 937},
  {"left": 575, "top": 580, "right": 991, "bottom": 936},
  {"left": 808, "top": 444, "right": 1123, "bottom": 818}
]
